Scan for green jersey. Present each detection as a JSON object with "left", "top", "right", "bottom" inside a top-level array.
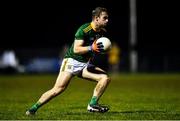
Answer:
[{"left": 64, "top": 22, "right": 107, "bottom": 63}]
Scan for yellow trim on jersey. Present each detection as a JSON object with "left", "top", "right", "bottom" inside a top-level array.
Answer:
[
  {"left": 90, "top": 22, "right": 96, "bottom": 31},
  {"left": 83, "top": 24, "right": 92, "bottom": 33}
]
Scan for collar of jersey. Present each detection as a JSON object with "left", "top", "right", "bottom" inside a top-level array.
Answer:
[{"left": 90, "top": 22, "right": 97, "bottom": 32}]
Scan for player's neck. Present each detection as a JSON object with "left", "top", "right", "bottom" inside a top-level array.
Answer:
[{"left": 91, "top": 22, "right": 101, "bottom": 32}]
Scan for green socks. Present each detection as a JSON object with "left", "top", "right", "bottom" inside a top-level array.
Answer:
[
  {"left": 29, "top": 102, "right": 41, "bottom": 112},
  {"left": 89, "top": 96, "right": 98, "bottom": 105}
]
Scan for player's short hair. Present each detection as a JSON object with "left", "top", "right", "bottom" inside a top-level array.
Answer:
[{"left": 92, "top": 7, "right": 108, "bottom": 19}]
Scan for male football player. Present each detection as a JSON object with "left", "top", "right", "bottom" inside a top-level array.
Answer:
[{"left": 26, "top": 6, "right": 110, "bottom": 115}]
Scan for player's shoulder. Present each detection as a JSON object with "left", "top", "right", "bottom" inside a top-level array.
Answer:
[
  {"left": 79, "top": 22, "right": 90, "bottom": 29},
  {"left": 78, "top": 23, "right": 92, "bottom": 33}
]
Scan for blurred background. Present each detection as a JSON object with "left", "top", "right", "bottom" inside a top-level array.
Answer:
[{"left": 0, "top": 0, "right": 179, "bottom": 74}]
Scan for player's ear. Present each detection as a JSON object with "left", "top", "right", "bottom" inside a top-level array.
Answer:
[{"left": 95, "top": 16, "right": 99, "bottom": 22}]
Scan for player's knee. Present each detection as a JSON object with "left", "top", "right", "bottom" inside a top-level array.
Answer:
[
  {"left": 107, "top": 76, "right": 111, "bottom": 84},
  {"left": 52, "top": 86, "right": 66, "bottom": 96},
  {"left": 101, "top": 75, "right": 111, "bottom": 84},
  {"left": 57, "top": 85, "right": 66, "bottom": 92}
]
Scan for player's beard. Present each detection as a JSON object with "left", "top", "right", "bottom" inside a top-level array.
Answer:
[
  {"left": 103, "top": 22, "right": 108, "bottom": 27},
  {"left": 99, "top": 23, "right": 107, "bottom": 29}
]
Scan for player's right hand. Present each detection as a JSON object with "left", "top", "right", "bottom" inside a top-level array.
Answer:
[{"left": 91, "top": 40, "right": 104, "bottom": 53}]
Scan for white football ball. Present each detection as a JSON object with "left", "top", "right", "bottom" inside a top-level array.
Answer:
[{"left": 96, "top": 37, "right": 112, "bottom": 53}]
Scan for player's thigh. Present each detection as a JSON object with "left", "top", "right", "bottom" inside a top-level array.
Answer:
[
  {"left": 82, "top": 66, "right": 107, "bottom": 82},
  {"left": 54, "top": 71, "right": 73, "bottom": 88}
]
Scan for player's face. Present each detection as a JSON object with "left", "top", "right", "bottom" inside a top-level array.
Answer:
[{"left": 97, "top": 12, "right": 109, "bottom": 27}]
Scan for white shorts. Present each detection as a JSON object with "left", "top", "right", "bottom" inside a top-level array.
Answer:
[{"left": 60, "top": 58, "right": 88, "bottom": 75}]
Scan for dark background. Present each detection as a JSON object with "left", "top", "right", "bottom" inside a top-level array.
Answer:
[
  {"left": 1, "top": 0, "right": 180, "bottom": 72},
  {"left": 1, "top": 0, "right": 129, "bottom": 49}
]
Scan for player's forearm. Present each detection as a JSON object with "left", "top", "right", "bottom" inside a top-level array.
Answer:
[{"left": 73, "top": 46, "right": 91, "bottom": 54}]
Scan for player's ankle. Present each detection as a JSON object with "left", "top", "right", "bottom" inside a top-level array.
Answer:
[{"left": 89, "top": 96, "right": 98, "bottom": 105}]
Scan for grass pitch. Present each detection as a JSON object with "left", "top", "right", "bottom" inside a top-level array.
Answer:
[{"left": 0, "top": 73, "right": 180, "bottom": 120}]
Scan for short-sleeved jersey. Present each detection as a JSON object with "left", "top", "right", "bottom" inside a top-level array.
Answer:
[{"left": 64, "top": 22, "right": 107, "bottom": 63}]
